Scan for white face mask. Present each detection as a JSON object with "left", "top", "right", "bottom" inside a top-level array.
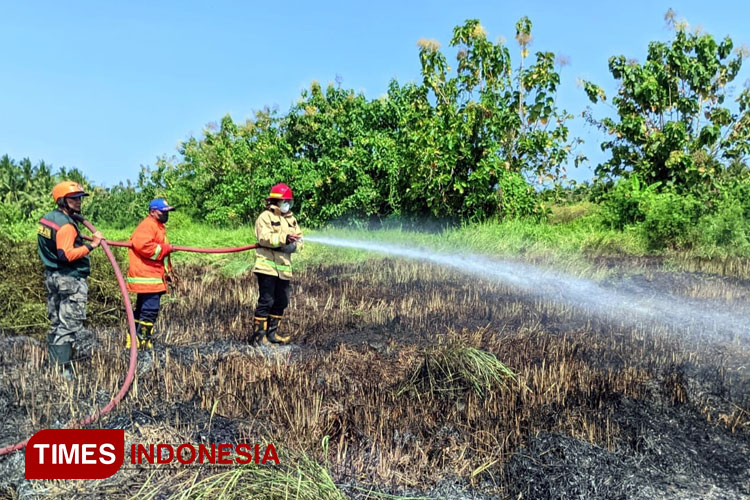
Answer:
[{"left": 279, "top": 201, "right": 292, "bottom": 214}]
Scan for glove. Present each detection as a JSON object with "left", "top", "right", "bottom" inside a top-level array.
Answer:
[
  {"left": 161, "top": 243, "right": 172, "bottom": 256},
  {"left": 279, "top": 242, "right": 297, "bottom": 254},
  {"left": 285, "top": 233, "right": 300, "bottom": 244}
]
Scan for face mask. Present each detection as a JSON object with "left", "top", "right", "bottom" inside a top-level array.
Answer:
[
  {"left": 279, "top": 201, "right": 292, "bottom": 214},
  {"left": 156, "top": 211, "right": 169, "bottom": 223}
]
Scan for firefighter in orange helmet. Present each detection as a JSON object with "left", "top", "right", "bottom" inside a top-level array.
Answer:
[
  {"left": 125, "top": 198, "right": 175, "bottom": 349},
  {"left": 37, "top": 181, "right": 104, "bottom": 379},
  {"left": 250, "top": 183, "right": 303, "bottom": 345}
]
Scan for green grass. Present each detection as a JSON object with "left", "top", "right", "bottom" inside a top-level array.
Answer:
[
  {"left": 5, "top": 208, "right": 750, "bottom": 280},
  {"left": 290, "top": 216, "right": 648, "bottom": 280}
]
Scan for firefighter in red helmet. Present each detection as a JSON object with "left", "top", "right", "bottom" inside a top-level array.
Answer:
[{"left": 250, "top": 183, "right": 303, "bottom": 345}]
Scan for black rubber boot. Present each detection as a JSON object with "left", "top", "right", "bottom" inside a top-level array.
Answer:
[
  {"left": 250, "top": 317, "right": 268, "bottom": 345},
  {"left": 266, "top": 314, "right": 290, "bottom": 344}
]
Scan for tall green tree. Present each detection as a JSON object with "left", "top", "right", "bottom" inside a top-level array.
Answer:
[
  {"left": 284, "top": 81, "right": 405, "bottom": 225},
  {"left": 410, "top": 18, "right": 580, "bottom": 220},
  {"left": 582, "top": 10, "right": 750, "bottom": 190}
]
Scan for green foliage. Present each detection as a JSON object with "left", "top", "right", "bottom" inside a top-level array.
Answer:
[
  {"left": 409, "top": 18, "right": 579, "bottom": 220},
  {"left": 135, "top": 18, "right": 574, "bottom": 227},
  {"left": 597, "top": 171, "right": 750, "bottom": 251},
  {"left": 285, "top": 82, "right": 405, "bottom": 226},
  {"left": 600, "top": 175, "right": 660, "bottom": 229},
  {"left": 0, "top": 155, "right": 61, "bottom": 225},
  {"left": 694, "top": 184, "right": 750, "bottom": 249},
  {"left": 85, "top": 182, "right": 152, "bottom": 228},
  {"left": 640, "top": 190, "right": 702, "bottom": 250},
  {"left": 498, "top": 171, "right": 547, "bottom": 220},
  {"left": 4, "top": 14, "right": 750, "bottom": 256},
  {"left": 582, "top": 11, "right": 750, "bottom": 191},
  {"left": 0, "top": 154, "right": 157, "bottom": 231}
]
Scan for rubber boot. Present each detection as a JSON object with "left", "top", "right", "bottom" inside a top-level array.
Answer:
[
  {"left": 135, "top": 320, "right": 154, "bottom": 349},
  {"left": 49, "top": 343, "right": 74, "bottom": 380},
  {"left": 266, "top": 314, "right": 290, "bottom": 344},
  {"left": 250, "top": 316, "right": 268, "bottom": 345},
  {"left": 144, "top": 322, "right": 154, "bottom": 349}
]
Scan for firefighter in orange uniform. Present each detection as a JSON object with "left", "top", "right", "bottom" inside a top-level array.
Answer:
[{"left": 125, "top": 198, "right": 175, "bottom": 348}]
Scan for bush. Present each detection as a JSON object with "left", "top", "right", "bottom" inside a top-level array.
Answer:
[
  {"left": 599, "top": 175, "right": 658, "bottom": 230},
  {"left": 499, "top": 172, "right": 548, "bottom": 221},
  {"left": 639, "top": 191, "right": 702, "bottom": 250},
  {"left": 695, "top": 193, "right": 750, "bottom": 250}
]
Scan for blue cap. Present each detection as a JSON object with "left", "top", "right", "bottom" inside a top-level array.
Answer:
[{"left": 149, "top": 198, "right": 175, "bottom": 212}]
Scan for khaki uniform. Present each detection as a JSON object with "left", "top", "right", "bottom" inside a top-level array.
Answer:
[{"left": 252, "top": 206, "right": 303, "bottom": 280}]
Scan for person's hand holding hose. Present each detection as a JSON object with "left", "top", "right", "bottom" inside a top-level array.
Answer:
[{"left": 91, "top": 231, "right": 104, "bottom": 249}]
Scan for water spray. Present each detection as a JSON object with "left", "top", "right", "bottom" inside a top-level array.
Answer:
[{"left": 304, "top": 235, "right": 750, "bottom": 341}]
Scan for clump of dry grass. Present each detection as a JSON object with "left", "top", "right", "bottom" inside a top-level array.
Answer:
[
  {"left": 132, "top": 451, "right": 345, "bottom": 500},
  {"left": 397, "top": 343, "right": 515, "bottom": 400}
]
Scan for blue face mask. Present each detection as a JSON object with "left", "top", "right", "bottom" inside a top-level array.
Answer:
[{"left": 279, "top": 201, "right": 292, "bottom": 214}]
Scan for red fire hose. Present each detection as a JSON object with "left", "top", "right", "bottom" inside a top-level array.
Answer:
[
  {"left": 80, "top": 235, "right": 259, "bottom": 254},
  {"left": 0, "top": 221, "right": 257, "bottom": 456}
]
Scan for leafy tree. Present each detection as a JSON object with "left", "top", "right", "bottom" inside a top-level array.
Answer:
[
  {"left": 410, "top": 18, "right": 581, "bottom": 220},
  {"left": 285, "top": 81, "right": 406, "bottom": 226},
  {"left": 169, "top": 110, "right": 294, "bottom": 225},
  {"left": 0, "top": 155, "right": 59, "bottom": 222},
  {"left": 582, "top": 9, "right": 750, "bottom": 190}
]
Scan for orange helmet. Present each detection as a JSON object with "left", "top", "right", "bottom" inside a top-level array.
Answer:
[
  {"left": 52, "top": 181, "right": 89, "bottom": 202},
  {"left": 267, "top": 183, "right": 293, "bottom": 201}
]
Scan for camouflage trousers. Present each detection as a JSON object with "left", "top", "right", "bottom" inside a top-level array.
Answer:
[{"left": 44, "top": 270, "right": 88, "bottom": 346}]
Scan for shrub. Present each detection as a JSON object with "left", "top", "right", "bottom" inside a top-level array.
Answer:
[
  {"left": 599, "top": 175, "right": 658, "bottom": 230},
  {"left": 639, "top": 191, "right": 702, "bottom": 250}
]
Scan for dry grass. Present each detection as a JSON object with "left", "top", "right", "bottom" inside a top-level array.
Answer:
[
  {"left": 1, "top": 257, "right": 749, "bottom": 498},
  {"left": 132, "top": 451, "right": 346, "bottom": 500},
  {"left": 397, "top": 343, "right": 516, "bottom": 400}
]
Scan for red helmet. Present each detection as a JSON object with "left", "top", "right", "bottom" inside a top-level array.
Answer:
[{"left": 267, "top": 183, "right": 293, "bottom": 201}]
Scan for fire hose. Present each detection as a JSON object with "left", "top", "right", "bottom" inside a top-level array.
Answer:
[{"left": 0, "top": 220, "right": 258, "bottom": 456}]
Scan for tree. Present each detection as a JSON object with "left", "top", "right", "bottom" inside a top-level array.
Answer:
[
  {"left": 283, "top": 81, "right": 404, "bottom": 226},
  {"left": 582, "top": 10, "right": 750, "bottom": 190},
  {"left": 409, "top": 18, "right": 581, "bottom": 220}
]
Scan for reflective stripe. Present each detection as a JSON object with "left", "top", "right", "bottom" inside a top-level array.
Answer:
[
  {"left": 126, "top": 277, "right": 164, "bottom": 284},
  {"left": 151, "top": 244, "right": 162, "bottom": 261},
  {"left": 255, "top": 255, "right": 292, "bottom": 272},
  {"left": 271, "top": 234, "right": 280, "bottom": 247},
  {"left": 40, "top": 218, "right": 61, "bottom": 230}
]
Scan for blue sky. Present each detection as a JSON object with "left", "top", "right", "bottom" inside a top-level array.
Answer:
[{"left": 1, "top": 0, "right": 748, "bottom": 186}]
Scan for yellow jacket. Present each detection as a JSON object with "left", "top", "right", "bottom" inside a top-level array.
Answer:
[{"left": 252, "top": 206, "right": 303, "bottom": 280}]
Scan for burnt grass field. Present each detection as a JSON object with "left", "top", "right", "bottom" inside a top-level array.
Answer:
[{"left": 1, "top": 253, "right": 749, "bottom": 499}]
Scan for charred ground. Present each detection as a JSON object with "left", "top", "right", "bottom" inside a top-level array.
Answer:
[{"left": 1, "top": 256, "right": 749, "bottom": 499}]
